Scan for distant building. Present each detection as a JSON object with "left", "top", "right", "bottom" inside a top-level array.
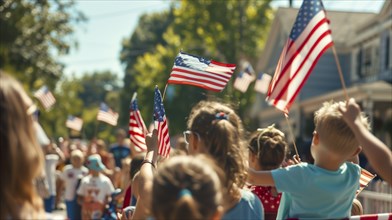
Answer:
[{"left": 254, "top": 1, "right": 392, "bottom": 150}]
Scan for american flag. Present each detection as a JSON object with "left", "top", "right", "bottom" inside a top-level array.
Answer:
[
  {"left": 233, "top": 63, "right": 255, "bottom": 93},
  {"left": 129, "top": 93, "right": 147, "bottom": 151},
  {"left": 66, "top": 115, "right": 83, "bottom": 132},
  {"left": 266, "top": 0, "right": 333, "bottom": 114},
  {"left": 34, "top": 85, "right": 56, "bottom": 110},
  {"left": 254, "top": 73, "right": 272, "bottom": 94},
  {"left": 168, "top": 51, "right": 236, "bottom": 92},
  {"left": 97, "top": 102, "right": 119, "bottom": 126},
  {"left": 154, "top": 86, "right": 171, "bottom": 157},
  {"left": 356, "top": 168, "right": 376, "bottom": 196}
]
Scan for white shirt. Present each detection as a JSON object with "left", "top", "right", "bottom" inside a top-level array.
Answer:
[
  {"left": 77, "top": 173, "right": 115, "bottom": 204},
  {"left": 60, "top": 164, "right": 89, "bottom": 200},
  {"left": 45, "top": 154, "right": 59, "bottom": 195}
]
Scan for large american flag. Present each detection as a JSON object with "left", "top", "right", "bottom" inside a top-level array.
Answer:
[
  {"left": 266, "top": 0, "right": 333, "bottom": 114},
  {"left": 233, "top": 63, "right": 255, "bottom": 93},
  {"left": 154, "top": 86, "right": 171, "bottom": 157},
  {"left": 254, "top": 73, "right": 272, "bottom": 94},
  {"left": 34, "top": 85, "right": 56, "bottom": 110},
  {"left": 66, "top": 115, "right": 83, "bottom": 132},
  {"left": 97, "top": 102, "right": 119, "bottom": 126},
  {"left": 168, "top": 51, "right": 236, "bottom": 92},
  {"left": 129, "top": 93, "right": 147, "bottom": 151}
]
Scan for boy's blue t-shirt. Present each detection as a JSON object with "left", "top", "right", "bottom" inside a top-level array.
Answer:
[
  {"left": 222, "top": 189, "right": 264, "bottom": 220},
  {"left": 271, "top": 162, "right": 361, "bottom": 220}
]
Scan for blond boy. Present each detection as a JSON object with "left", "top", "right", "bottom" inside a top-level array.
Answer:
[{"left": 248, "top": 101, "right": 369, "bottom": 219}]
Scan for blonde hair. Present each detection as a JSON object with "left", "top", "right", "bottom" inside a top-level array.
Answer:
[
  {"left": 71, "top": 149, "right": 84, "bottom": 161},
  {"left": 249, "top": 125, "right": 288, "bottom": 170},
  {"left": 0, "top": 72, "right": 44, "bottom": 219},
  {"left": 152, "top": 155, "right": 222, "bottom": 220},
  {"left": 187, "top": 101, "right": 247, "bottom": 201},
  {"left": 314, "top": 101, "right": 369, "bottom": 156}
]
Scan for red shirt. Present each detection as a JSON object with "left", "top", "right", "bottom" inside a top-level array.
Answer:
[{"left": 248, "top": 185, "right": 281, "bottom": 220}]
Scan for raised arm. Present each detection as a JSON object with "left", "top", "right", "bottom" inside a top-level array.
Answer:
[
  {"left": 339, "top": 98, "right": 392, "bottom": 185},
  {"left": 131, "top": 129, "right": 158, "bottom": 219},
  {"left": 247, "top": 168, "right": 275, "bottom": 186}
]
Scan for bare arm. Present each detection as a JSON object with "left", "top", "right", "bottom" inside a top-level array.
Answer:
[
  {"left": 339, "top": 98, "right": 392, "bottom": 185},
  {"left": 131, "top": 130, "right": 158, "bottom": 220},
  {"left": 247, "top": 168, "right": 275, "bottom": 186}
]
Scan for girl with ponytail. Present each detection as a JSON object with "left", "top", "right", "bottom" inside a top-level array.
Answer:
[
  {"left": 247, "top": 125, "right": 288, "bottom": 220},
  {"left": 152, "top": 155, "right": 223, "bottom": 220},
  {"left": 186, "top": 101, "right": 264, "bottom": 220}
]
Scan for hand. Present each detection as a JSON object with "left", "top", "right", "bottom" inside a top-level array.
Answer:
[
  {"left": 145, "top": 129, "right": 158, "bottom": 152},
  {"left": 338, "top": 98, "right": 361, "bottom": 128},
  {"left": 292, "top": 155, "right": 302, "bottom": 164}
]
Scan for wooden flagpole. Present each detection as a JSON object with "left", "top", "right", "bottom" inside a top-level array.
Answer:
[
  {"left": 285, "top": 115, "right": 300, "bottom": 159},
  {"left": 162, "top": 83, "right": 168, "bottom": 102},
  {"left": 331, "top": 45, "right": 349, "bottom": 102}
]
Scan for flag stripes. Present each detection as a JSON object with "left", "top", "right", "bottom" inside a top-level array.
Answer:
[
  {"left": 129, "top": 93, "right": 147, "bottom": 151},
  {"left": 267, "top": 0, "right": 333, "bottom": 114},
  {"left": 168, "top": 52, "right": 236, "bottom": 92}
]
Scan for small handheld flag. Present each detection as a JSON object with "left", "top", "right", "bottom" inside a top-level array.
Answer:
[
  {"left": 66, "top": 116, "right": 83, "bottom": 132},
  {"left": 34, "top": 85, "right": 56, "bottom": 110},
  {"left": 129, "top": 93, "right": 147, "bottom": 151},
  {"left": 97, "top": 103, "right": 119, "bottom": 126},
  {"left": 233, "top": 62, "right": 255, "bottom": 93},
  {"left": 168, "top": 51, "right": 236, "bottom": 92},
  {"left": 154, "top": 86, "right": 171, "bottom": 157},
  {"left": 254, "top": 73, "right": 272, "bottom": 94}
]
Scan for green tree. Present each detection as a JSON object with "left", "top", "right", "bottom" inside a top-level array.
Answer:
[
  {"left": 119, "top": 10, "right": 174, "bottom": 126},
  {"left": 0, "top": 0, "right": 85, "bottom": 88},
  {"left": 122, "top": 0, "right": 273, "bottom": 134}
]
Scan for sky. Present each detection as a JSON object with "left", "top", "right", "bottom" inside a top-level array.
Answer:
[{"left": 60, "top": 0, "right": 386, "bottom": 79}]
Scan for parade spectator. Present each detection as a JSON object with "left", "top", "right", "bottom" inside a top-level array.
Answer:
[
  {"left": 247, "top": 125, "right": 287, "bottom": 220},
  {"left": 77, "top": 154, "right": 115, "bottom": 219},
  {"left": 151, "top": 155, "right": 224, "bottom": 220},
  {"left": 248, "top": 101, "right": 369, "bottom": 219},
  {"left": 0, "top": 72, "right": 45, "bottom": 219},
  {"left": 43, "top": 141, "right": 64, "bottom": 212},
  {"left": 339, "top": 98, "right": 392, "bottom": 185},
  {"left": 186, "top": 101, "right": 264, "bottom": 219},
  {"left": 110, "top": 129, "right": 131, "bottom": 168},
  {"left": 61, "top": 149, "right": 88, "bottom": 220}
]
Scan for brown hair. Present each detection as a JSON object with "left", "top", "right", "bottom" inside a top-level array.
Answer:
[
  {"left": 152, "top": 155, "right": 222, "bottom": 220},
  {"left": 0, "top": 72, "right": 44, "bottom": 219},
  {"left": 187, "top": 101, "right": 247, "bottom": 201},
  {"left": 249, "top": 125, "right": 288, "bottom": 170},
  {"left": 314, "top": 101, "right": 370, "bottom": 156}
]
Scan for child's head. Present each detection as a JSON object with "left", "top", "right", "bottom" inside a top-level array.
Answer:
[
  {"left": 152, "top": 155, "right": 223, "bottom": 220},
  {"left": 186, "top": 101, "right": 247, "bottom": 198},
  {"left": 96, "top": 139, "right": 106, "bottom": 152},
  {"left": 313, "top": 101, "right": 369, "bottom": 158},
  {"left": 70, "top": 149, "right": 84, "bottom": 168},
  {"left": 248, "top": 125, "right": 288, "bottom": 170},
  {"left": 86, "top": 154, "right": 106, "bottom": 174}
]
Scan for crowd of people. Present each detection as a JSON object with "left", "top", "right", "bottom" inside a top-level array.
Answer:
[{"left": 1, "top": 71, "right": 391, "bottom": 220}]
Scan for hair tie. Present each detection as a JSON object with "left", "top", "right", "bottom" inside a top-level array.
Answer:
[
  {"left": 178, "top": 188, "right": 192, "bottom": 199},
  {"left": 215, "top": 112, "right": 229, "bottom": 120}
]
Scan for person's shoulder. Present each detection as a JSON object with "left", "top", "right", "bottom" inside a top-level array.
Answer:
[
  {"left": 344, "top": 162, "right": 362, "bottom": 175},
  {"left": 63, "top": 164, "right": 73, "bottom": 171},
  {"left": 240, "top": 189, "right": 261, "bottom": 202}
]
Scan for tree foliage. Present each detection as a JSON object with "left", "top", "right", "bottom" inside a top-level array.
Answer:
[
  {"left": 120, "top": 0, "right": 273, "bottom": 135},
  {"left": 0, "top": 0, "right": 85, "bottom": 88}
]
